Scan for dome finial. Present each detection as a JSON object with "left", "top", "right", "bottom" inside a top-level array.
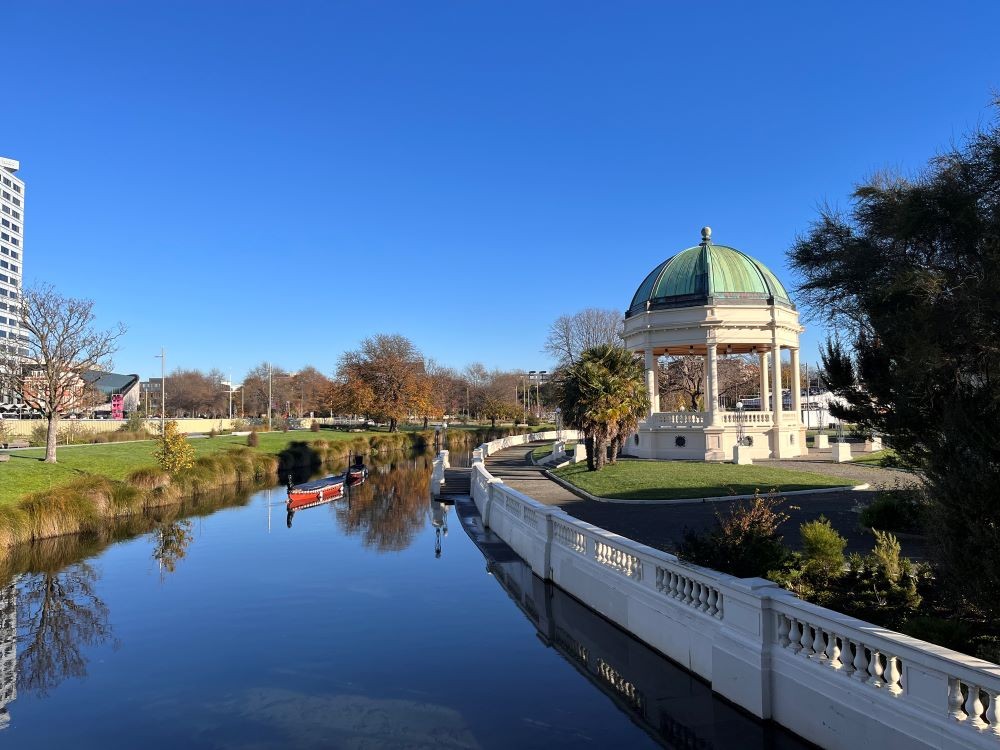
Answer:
[{"left": 701, "top": 226, "right": 712, "bottom": 244}]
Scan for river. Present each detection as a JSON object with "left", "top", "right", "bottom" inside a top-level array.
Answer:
[{"left": 0, "top": 453, "right": 811, "bottom": 748}]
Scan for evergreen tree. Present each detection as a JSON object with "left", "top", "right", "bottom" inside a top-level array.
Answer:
[{"left": 788, "top": 103, "right": 1000, "bottom": 615}]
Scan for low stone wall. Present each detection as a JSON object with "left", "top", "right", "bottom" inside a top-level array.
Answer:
[
  {"left": 445, "top": 435, "right": 1000, "bottom": 750},
  {"left": 0, "top": 418, "right": 238, "bottom": 439}
]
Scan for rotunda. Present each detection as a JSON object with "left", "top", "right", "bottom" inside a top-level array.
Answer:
[{"left": 622, "top": 227, "right": 805, "bottom": 461}]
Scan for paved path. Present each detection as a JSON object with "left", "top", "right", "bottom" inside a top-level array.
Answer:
[{"left": 485, "top": 443, "right": 928, "bottom": 559}]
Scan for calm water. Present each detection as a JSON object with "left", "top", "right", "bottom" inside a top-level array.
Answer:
[{"left": 0, "top": 454, "right": 811, "bottom": 749}]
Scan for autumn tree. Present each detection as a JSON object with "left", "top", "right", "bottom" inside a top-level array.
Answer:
[
  {"left": 153, "top": 420, "right": 195, "bottom": 473},
  {"left": 544, "top": 308, "right": 623, "bottom": 366},
  {"left": 337, "top": 334, "right": 428, "bottom": 432},
  {"left": 0, "top": 284, "right": 125, "bottom": 462},
  {"left": 290, "top": 366, "right": 332, "bottom": 417}
]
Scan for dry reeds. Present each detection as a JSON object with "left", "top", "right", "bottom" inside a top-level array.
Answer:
[{"left": 0, "top": 431, "right": 428, "bottom": 557}]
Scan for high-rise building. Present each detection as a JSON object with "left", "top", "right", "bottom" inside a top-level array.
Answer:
[{"left": 0, "top": 157, "right": 25, "bottom": 410}]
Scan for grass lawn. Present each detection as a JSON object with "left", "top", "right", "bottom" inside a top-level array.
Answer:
[
  {"left": 0, "top": 430, "right": 377, "bottom": 506},
  {"left": 554, "top": 459, "right": 849, "bottom": 501},
  {"left": 852, "top": 449, "right": 899, "bottom": 467}
]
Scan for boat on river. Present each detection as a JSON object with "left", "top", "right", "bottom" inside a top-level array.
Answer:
[{"left": 286, "top": 459, "right": 369, "bottom": 512}]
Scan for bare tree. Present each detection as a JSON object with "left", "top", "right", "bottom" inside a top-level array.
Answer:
[
  {"left": 0, "top": 284, "right": 125, "bottom": 462},
  {"left": 544, "top": 308, "right": 623, "bottom": 366}
]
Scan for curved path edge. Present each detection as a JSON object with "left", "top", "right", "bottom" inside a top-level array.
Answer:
[{"left": 541, "top": 468, "right": 868, "bottom": 505}]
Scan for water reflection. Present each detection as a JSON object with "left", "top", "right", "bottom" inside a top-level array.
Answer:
[
  {"left": 0, "top": 583, "right": 15, "bottom": 730},
  {"left": 456, "top": 497, "right": 812, "bottom": 750},
  {"left": 16, "top": 562, "right": 116, "bottom": 697},
  {"left": 151, "top": 520, "right": 194, "bottom": 578},
  {"left": 431, "top": 498, "right": 451, "bottom": 559},
  {"left": 332, "top": 457, "right": 433, "bottom": 552}
]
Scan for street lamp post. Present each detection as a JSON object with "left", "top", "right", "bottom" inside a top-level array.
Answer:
[
  {"left": 267, "top": 362, "right": 273, "bottom": 431},
  {"left": 154, "top": 347, "right": 165, "bottom": 434}
]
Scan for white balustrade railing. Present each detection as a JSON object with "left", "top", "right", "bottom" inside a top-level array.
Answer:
[
  {"left": 451, "top": 433, "right": 1000, "bottom": 749},
  {"left": 647, "top": 411, "right": 706, "bottom": 427},
  {"left": 721, "top": 410, "right": 773, "bottom": 426}
]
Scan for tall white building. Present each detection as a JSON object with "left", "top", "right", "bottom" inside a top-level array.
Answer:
[{"left": 0, "top": 157, "right": 25, "bottom": 410}]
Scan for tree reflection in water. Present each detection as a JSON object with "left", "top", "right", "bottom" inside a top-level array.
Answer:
[
  {"left": 334, "top": 457, "right": 432, "bottom": 552},
  {"left": 16, "top": 561, "right": 116, "bottom": 697},
  {"left": 0, "top": 485, "right": 258, "bottom": 701},
  {"left": 151, "top": 520, "right": 195, "bottom": 579}
]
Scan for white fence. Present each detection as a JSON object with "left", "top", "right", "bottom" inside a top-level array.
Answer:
[{"left": 445, "top": 434, "right": 1000, "bottom": 750}]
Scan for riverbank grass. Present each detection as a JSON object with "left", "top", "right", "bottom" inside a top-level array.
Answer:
[
  {"left": 554, "top": 459, "right": 848, "bottom": 501},
  {"left": 0, "top": 430, "right": 379, "bottom": 506}
]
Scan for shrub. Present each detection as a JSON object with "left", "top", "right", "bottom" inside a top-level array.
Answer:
[
  {"left": 208, "top": 428, "right": 218, "bottom": 438},
  {"left": 120, "top": 411, "right": 148, "bottom": 434},
  {"left": 310, "top": 420, "right": 320, "bottom": 432},
  {"left": 526, "top": 415, "right": 540, "bottom": 426},
  {"left": 30, "top": 423, "right": 48, "bottom": 446},
  {"left": 247, "top": 430, "right": 259, "bottom": 448},
  {"left": 679, "top": 495, "right": 790, "bottom": 578},
  {"left": 153, "top": 421, "right": 195, "bottom": 474},
  {"left": 859, "top": 484, "right": 926, "bottom": 533},
  {"left": 799, "top": 516, "right": 847, "bottom": 579}
]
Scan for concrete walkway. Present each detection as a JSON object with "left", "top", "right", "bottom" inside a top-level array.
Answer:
[{"left": 485, "top": 443, "right": 928, "bottom": 559}]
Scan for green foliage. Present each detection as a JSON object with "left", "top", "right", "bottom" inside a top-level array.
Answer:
[
  {"left": 859, "top": 485, "right": 926, "bottom": 533},
  {"left": 799, "top": 516, "right": 846, "bottom": 579},
  {"left": 788, "top": 106, "right": 1000, "bottom": 617},
  {"left": 120, "top": 412, "right": 147, "bottom": 434},
  {"left": 152, "top": 421, "right": 195, "bottom": 474},
  {"left": 792, "top": 530, "right": 927, "bottom": 629},
  {"left": 557, "top": 345, "right": 648, "bottom": 471},
  {"left": 247, "top": 430, "right": 259, "bottom": 448},
  {"left": 679, "top": 495, "right": 790, "bottom": 578}
]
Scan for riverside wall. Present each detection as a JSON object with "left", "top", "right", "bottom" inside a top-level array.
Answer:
[{"left": 445, "top": 434, "right": 1000, "bottom": 750}]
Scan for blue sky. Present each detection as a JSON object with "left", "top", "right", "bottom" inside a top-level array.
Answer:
[{"left": 5, "top": 1, "right": 999, "bottom": 382}]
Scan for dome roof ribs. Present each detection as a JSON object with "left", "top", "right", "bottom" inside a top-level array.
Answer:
[{"left": 626, "top": 228, "right": 793, "bottom": 318}]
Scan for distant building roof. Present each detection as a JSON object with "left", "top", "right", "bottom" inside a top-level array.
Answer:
[{"left": 82, "top": 371, "right": 140, "bottom": 396}]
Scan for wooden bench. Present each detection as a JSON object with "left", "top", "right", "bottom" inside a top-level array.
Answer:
[{"left": 2, "top": 440, "right": 29, "bottom": 449}]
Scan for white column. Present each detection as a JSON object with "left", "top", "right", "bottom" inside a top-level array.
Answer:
[
  {"left": 790, "top": 348, "right": 801, "bottom": 419},
  {"left": 759, "top": 352, "right": 770, "bottom": 413},
  {"left": 771, "top": 344, "right": 783, "bottom": 420},
  {"left": 707, "top": 343, "right": 720, "bottom": 425},
  {"left": 644, "top": 349, "right": 657, "bottom": 417}
]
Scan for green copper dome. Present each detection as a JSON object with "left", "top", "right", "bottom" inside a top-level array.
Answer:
[{"left": 626, "top": 228, "right": 793, "bottom": 317}]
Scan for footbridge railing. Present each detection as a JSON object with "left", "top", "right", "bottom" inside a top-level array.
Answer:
[{"left": 447, "top": 434, "right": 1000, "bottom": 750}]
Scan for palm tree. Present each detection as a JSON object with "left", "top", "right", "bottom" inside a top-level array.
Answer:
[{"left": 557, "top": 345, "right": 648, "bottom": 471}]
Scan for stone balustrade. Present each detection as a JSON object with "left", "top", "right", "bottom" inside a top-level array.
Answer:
[
  {"left": 721, "top": 410, "right": 773, "bottom": 426},
  {"left": 438, "top": 435, "right": 1000, "bottom": 750},
  {"left": 647, "top": 411, "right": 706, "bottom": 427}
]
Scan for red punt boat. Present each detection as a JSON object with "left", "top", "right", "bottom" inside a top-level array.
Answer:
[
  {"left": 286, "top": 460, "right": 369, "bottom": 512},
  {"left": 286, "top": 475, "right": 346, "bottom": 510}
]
